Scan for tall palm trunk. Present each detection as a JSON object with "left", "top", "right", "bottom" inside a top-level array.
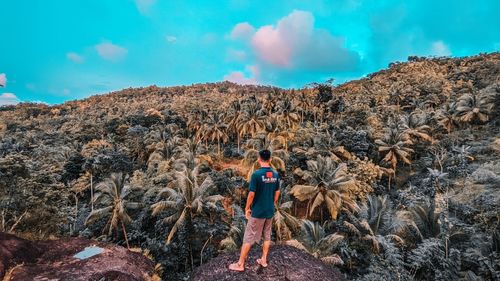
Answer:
[
  {"left": 121, "top": 220, "right": 130, "bottom": 249},
  {"left": 185, "top": 210, "right": 195, "bottom": 270},
  {"left": 90, "top": 171, "right": 94, "bottom": 211},
  {"left": 217, "top": 137, "right": 221, "bottom": 156},
  {"left": 74, "top": 193, "right": 79, "bottom": 232},
  {"left": 237, "top": 133, "right": 240, "bottom": 153}
]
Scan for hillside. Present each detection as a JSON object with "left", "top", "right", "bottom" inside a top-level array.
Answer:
[{"left": 0, "top": 52, "right": 499, "bottom": 280}]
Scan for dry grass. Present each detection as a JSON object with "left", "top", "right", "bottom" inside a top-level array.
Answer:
[{"left": 2, "top": 263, "right": 23, "bottom": 281}]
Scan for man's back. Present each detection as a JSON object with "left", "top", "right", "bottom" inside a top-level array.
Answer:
[
  {"left": 229, "top": 149, "right": 279, "bottom": 272},
  {"left": 249, "top": 167, "right": 280, "bottom": 219}
]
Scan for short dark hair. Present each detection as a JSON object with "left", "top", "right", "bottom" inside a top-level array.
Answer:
[{"left": 259, "top": 149, "right": 271, "bottom": 161}]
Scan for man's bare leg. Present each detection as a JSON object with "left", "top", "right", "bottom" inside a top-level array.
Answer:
[
  {"left": 258, "top": 240, "right": 271, "bottom": 267},
  {"left": 229, "top": 242, "right": 252, "bottom": 271}
]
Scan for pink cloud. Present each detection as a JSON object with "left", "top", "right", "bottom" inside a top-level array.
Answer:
[
  {"left": 234, "top": 10, "right": 359, "bottom": 71},
  {"left": 223, "top": 71, "right": 257, "bottom": 85},
  {"left": 252, "top": 25, "right": 292, "bottom": 67},
  {"left": 223, "top": 65, "right": 260, "bottom": 85},
  {"left": 230, "top": 22, "right": 255, "bottom": 40},
  {"left": 251, "top": 11, "right": 313, "bottom": 67}
]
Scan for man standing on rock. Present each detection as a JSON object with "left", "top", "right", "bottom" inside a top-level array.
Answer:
[{"left": 229, "top": 149, "right": 280, "bottom": 272}]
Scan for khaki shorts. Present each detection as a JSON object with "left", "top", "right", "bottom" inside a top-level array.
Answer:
[{"left": 243, "top": 217, "right": 273, "bottom": 245}]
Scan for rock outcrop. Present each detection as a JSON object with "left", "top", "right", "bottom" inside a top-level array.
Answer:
[
  {"left": 189, "top": 245, "right": 346, "bottom": 281},
  {"left": 0, "top": 232, "right": 155, "bottom": 281}
]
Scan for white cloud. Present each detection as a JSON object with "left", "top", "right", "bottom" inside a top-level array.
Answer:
[
  {"left": 135, "top": 0, "right": 156, "bottom": 14},
  {"left": 66, "top": 52, "right": 84, "bottom": 63},
  {"left": 95, "top": 41, "right": 128, "bottom": 62},
  {"left": 430, "top": 40, "right": 451, "bottom": 56},
  {"left": 31, "top": 100, "right": 49, "bottom": 105},
  {"left": 0, "top": 73, "right": 6, "bottom": 87},
  {"left": 166, "top": 35, "right": 177, "bottom": 43},
  {"left": 0, "top": 93, "right": 20, "bottom": 106},
  {"left": 230, "top": 22, "right": 255, "bottom": 40}
]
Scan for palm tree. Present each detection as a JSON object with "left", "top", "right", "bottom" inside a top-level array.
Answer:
[
  {"left": 236, "top": 102, "right": 267, "bottom": 144},
  {"left": 338, "top": 196, "right": 420, "bottom": 253},
  {"left": 151, "top": 165, "right": 223, "bottom": 244},
  {"left": 363, "top": 195, "right": 392, "bottom": 235},
  {"left": 199, "top": 112, "right": 229, "bottom": 155},
  {"left": 226, "top": 100, "right": 245, "bottom": 152},
  {"left": 436, "top": 103, "right": 458, "bottom": 134},
  {"left": 410, "top": 202, "right": 440, "bottom": 240},
  {"left": 81, "top": 139, "right": 113, "bottom": 211},
  {"left": 85, "top": 173, "right": 143, "bottom": 248},
  {"left": 275, "top": 97, "right": 300, "bottom": 131},
  {"left": 294, "top": 91, "right": 313, "bottom": 123},
  {"left": 274, "top": 199, "right": 301, "bottom": 241},
  {"left": 375, "top": 128, "right": 414, "bottom": 178},
  {"left": 261, "top": 91, "right": 278, "bottom": 114},
  {"left": 146, "top": 137, "right": 179, "bottom": 174},
  {"left": 219, "top": 204, "right": 246, "bottom": 252},
  {"left": 187, "top": 109, "right": 208, "bottom": 138},
  {"left": 286, "top": 220, "right": 344, "bottom": 265},
  {"left": 427, "top": 168, "right": 448, "bottom": 193},
  {"left": 360, "top": 195, "right": 417, "bottom": 242},
  {"left": 399, "top": 111, "right": 433, "bottom": 142},
  {"left": 219, "top": 224, "right": 245, "bottom": 252},
  {"left": 179, "top": 138, "right": 201, "bottom": 156},
  {"left": 454, "top": 92, "right": 494, "bottom": 124},
  {"left": 290, "top": 155, "right": 358, "bottom": 220}
]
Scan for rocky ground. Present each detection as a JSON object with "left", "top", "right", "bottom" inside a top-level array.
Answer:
[
  {"left": 189, "top": 244, "right": 345, "bottom": 281},
  {"left": 0, "top": 232, "right": 156, "bottom": 281}
]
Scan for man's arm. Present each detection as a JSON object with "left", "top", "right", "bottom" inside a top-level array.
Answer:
[
  {"left": 245, "top": 191, "right": 255, "bottom": 220},
  {"left": 274, "top": 190, "right": 280, "bottom": 207},
  {"left": 274, "top": 177, "right": 281, "bottom": 207},
  {"left": 246, "top": 173, "right": 258, "bottom": 220}
]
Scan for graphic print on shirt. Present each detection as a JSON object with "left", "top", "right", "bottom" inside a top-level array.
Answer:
[{"left": 262, "top": 171, "right": 277, "bottom": 183}]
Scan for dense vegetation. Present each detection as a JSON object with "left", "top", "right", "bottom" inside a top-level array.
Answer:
[{"left": 0, "top": 53, "right": 499, "bottom": 280}]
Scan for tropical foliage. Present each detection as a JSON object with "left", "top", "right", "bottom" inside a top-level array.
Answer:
[{"left": 1, "top": 53, "right": 499, "bottom": 280}]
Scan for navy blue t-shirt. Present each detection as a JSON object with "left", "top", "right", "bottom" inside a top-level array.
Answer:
[{"left": 249, "top": 167, "right": 280, "bottom": 219}]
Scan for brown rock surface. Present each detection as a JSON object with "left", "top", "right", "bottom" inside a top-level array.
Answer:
[
  {"left": 0, "top": 232, "right": 154, "bottom": 281},
  {"left": 189, "top": 245, "right": 346, "bottom": 281}
]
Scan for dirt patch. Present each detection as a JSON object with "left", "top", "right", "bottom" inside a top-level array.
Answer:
[
  {"left": 213, "top": 158, "right": 244, "bottom": 174},
  {"left": 0, "top": 232, "right": 43, "bottom": 277},
  {"left": 0, "top": 232, "right": 154, "bottom": 281}
]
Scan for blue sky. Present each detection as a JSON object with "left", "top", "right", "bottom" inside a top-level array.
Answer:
[{"left": 0, "top": 0, "right": 499, "bottom": 105}]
